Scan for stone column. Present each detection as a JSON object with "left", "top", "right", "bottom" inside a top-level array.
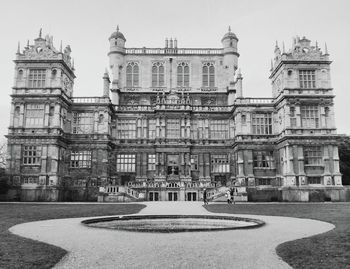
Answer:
[
  {"left": 142, "top": 118, "right": 148, "bottom": 139},
  {"left": 323, "top": 145, "right": 332, "bottom": 185},
  {"left": 297, "top": 146, "right": 306, "bottom": 185},
  {"left": 332, "top": 146, "right": 342, "bottom": 186},
  {"left": 53, "top": 102, "right": 61, "bottom": 128},
  {"left": 19, "top": 103, "right": 25, "bottom": 127},
  {"left": 141, "top": 152, "right": 147, "bottom": 179},
  {"left": 136, "top": 118, "right": 142, "bottom": 139},
  {"left": 180, "top": 118, "right": 185, "bottom": 138},
  {"left": 284, "top": 145, "right": 296, "bottom": 186},
  {"left": 295, "top": 105, "right": 301, "bottom": 127},
  {"left": 198, "top": 153, "right": 204, "bottom": 179},
  {"left": 136, "top": 153, "right": 142, "bottom": 181},
  {"left": 186, "top": 118, "right": 191, "bottom": 139},
  {"left": 41, "top": 145, "right": 48, "bottom": 174},
  {"left": 156, "top": 117, "right": 160, "bottom": 138},
  {"left": 9, "top": 102, "right": 15, "bottom": 128},
  {"left": 156, "top": 152, "right": 160, "bottom": 176},
  {"left": 204, "top": 153, "right": 210, "bottom": 180}
]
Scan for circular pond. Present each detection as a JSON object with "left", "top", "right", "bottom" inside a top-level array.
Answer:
[{"left": 82, "top": 215, "right": 265, "bottom": 233}]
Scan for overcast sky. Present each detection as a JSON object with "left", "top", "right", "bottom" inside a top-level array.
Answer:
[{"left": 0, "top": 0, "right": 349, "bottom": 140}]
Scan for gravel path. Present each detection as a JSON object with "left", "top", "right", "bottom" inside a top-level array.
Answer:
[{"left": 9, "top": 202, "right": 334, "bottom": 269}]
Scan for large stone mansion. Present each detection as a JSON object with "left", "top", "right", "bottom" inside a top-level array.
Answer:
[{"left": 5, "top": 27, "right": 344, "bottom": 201}]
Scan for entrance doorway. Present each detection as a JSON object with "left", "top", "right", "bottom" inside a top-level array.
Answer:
[
  {"left": 187, "top": 192, "right": 197, "bottom": 201},
  {"left": 168, "top": 192, "right": 178, "bottom": 201},
  {"left": 149, "top": 192, "right": 159, "bottom": 201}
]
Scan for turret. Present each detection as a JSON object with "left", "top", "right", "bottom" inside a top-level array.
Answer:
[
  {"left": 221, "top": 26, "right": 239, "bottom": 85},
  {"left": 103, "top": 69, "right": 110, "bottom": 97},
  {"left": 108, "top": 26, "right": 126, "bottom": 104}
]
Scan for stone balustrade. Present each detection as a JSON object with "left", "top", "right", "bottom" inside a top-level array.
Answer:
[
  {"left": 72, "top": 97, "right": 110, "bottom": 104},
  {"left": 125, "top": 47, "right": 223, "bottom": 55}
]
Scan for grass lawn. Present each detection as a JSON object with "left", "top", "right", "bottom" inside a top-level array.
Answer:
[
  {"left": 205, "top": 203, "right": 350, "bottom": 269},
  {"left": 0, "top": 203, "right": 145, "bottom": 269}
]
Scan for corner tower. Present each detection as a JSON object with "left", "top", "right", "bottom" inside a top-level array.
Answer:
[
  {"left": 108, "top": 26, "right": 126, "bottom": 104},
  {"left": 270, "top": 36, "right": 342, "bottom": 190},
  {"left": 7, "top": 30, "right": 75, "bottom": 201}
]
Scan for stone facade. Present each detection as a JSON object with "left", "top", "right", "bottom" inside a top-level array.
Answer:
[{"left": 5, "top": 28, "right": 343, "bottom": 201}]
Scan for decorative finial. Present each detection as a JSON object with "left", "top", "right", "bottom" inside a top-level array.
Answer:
[
  {"left": 228, "top": 26, "right": 231, "bottom": 32},
  {"left": 282, "top": 41, "right": 285, "bottom": 53},
  {"left": 17, "top": 42, "right": 20, "bottom": 54},
  {"left": 315, "top": 41, "right": 318, "bottom": 49},
  {"left": 275, "top": 40, "right": 278, "bottom": 48},
  {"left": 116, "top": 25, "right": 119, "bottom": 32},
  {"left": 26, "top": 40, "right": 29, "bottom": 48},
  {"left": 60, "top": 41, "right": 62, "bottom": 52},
  {"left": 325, "top": 42, "right": 329, "bottom": 55},
  {"left": 39, "top": 28, "right": 42, "bottom": 38}
]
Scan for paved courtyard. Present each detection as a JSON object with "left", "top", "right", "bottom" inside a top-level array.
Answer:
[{"left": 9, "top": 202, "right": 334, "bottom": 269}]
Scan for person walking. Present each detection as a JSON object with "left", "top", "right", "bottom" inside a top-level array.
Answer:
[
  {"left": 230, "top": 188, "right": 235, "bottom": 204},
  {"left": 203, "top": 188, "right": 208, "bottom": 205},
  {"left": 226, "top": 189, "right": 231, "bottom": 204}
]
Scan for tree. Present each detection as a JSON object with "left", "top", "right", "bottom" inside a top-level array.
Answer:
[
  {"left": 0, "top": 140, "right": 9, "bottom": 195},
  {"left": 338, "top": 135, "right": 350, "bottom": 185}
]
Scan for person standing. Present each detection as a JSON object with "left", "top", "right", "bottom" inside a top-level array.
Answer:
[
  {"left": 226, "top": 190, "right": 231, "bottom": 204},
  {"left": 203, "top": 188, "right": 208, "bottom": 205},
  {"left": 230, "top": 188, "right": 235, "bottom": 204}
]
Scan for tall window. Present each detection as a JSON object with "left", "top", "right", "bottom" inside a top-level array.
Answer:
[
  {"left": 166, "top": 119, "right": 180, "bottom": 138},
  {"left": 116, "top": 154, "right": 136, "bottom": 172},
  {"left": 72, "top": 112, "right": 93, "bottom": 134},
  {"left": 191, "top": 155, "right": 198, "bottom": 170},
  {"left": 151, "top": 62, "right": 165, "bottom": 87},
  {"left": 70, "top": 151, "right": 92, "bottom": 168},
  {"left": 25, "top": 104, "right": 44, "bottom": 127},
  {"left": 301, "top": 105, "right": 319, "bottom": 128},
  {"left": 252, "top": 113, "right": 272, "bottom": 134},
  {"left": 126, "top": 62, "right": 139, "bottom": 87},
  {"left": 209, "top": 120, "right": 228, "bottom": 139},
  {"left": 202, "top": 62, "right": 215, "bottom": 87},
  {"left": 253, "top": 151, "right": 274, "bottom": 168},
  {"left": 148, "top": 119, "right": 156, "bottom": 139},
  {"left": 299, "top": 70, "right": 316, "bottom": 88},
  {"left": 117, "top": 119, "right": 136, "bottom": 139},
  {"left": 23, "top": 145, "right": 41, "bottom": 165},
  {"left": 28, "top": 69, "right": 46, "bottom": 88},
  {"left": 148, "top": 154, "right": 156, "bottom": 171},
  {"left": 304, "top": 146, "right": 322, "bottom": 165},
  {"left": 211, "top": 155, "right": 229, "bottom": 173},
  {"left": 177, "top": 62, "right": 189, "bottom": 87},
  {"left": 191, "top": 120, "right": 198, "bottom": 139}
]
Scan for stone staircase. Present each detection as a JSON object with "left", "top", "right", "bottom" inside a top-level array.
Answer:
[{"left": 97, "top": 185, "right": 144, "bottom": 202}]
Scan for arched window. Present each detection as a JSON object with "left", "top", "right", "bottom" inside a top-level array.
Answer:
[
  {"left": 202, "top": 62, "right": 215, "bottom": 87},
  {"left": 152, "top": 62, "right": 164, "bottom": 87},
  {"left": 126, "top": 62, "right": 139, "bottom": 87},
  {"left": 177, "top": 62, "right": 189, "bottom": 87}
]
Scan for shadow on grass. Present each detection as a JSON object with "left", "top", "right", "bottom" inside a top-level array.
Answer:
[{"left": 0, "top": 203, "right": 146, "bottom": 269}]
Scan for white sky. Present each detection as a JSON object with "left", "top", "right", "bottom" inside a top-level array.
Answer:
[{"left": 0, "top": 0, "right": 349, "bottom": 139}]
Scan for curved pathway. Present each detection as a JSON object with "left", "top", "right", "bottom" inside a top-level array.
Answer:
[{"left": 10, "top": 202, "right": 334, "bottom": 269}]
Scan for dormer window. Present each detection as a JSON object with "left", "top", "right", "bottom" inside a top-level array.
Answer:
[
  {"left": 299, "top": 70, "right": 315, "bottom": 88},
  {"left": 28, "top": 69, "right": 46, "bottom": 88}
]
